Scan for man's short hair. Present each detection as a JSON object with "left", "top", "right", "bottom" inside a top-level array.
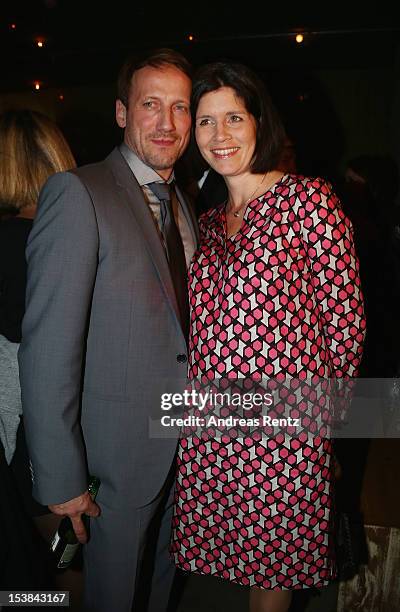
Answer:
[{"left": 117, "top": 48, "right": 192, "bottom": 107}]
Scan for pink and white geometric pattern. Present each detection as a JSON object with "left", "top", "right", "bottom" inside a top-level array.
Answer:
[{"left": 171, "top": 175, "right": 366, "bottom": 590}]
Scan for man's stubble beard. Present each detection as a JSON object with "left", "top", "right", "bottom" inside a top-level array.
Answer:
[
  {"left": 141, "top": 133, "right": 188, "bottom": 171},
  {"left": 144, "top": 150, "right": 182, "bottom": 171}
]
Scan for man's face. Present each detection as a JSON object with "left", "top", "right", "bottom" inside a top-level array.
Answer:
[{"left": 116, "top": 64, "right": 192, "bottom": 180}]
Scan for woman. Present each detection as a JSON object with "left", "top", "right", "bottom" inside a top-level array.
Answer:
[
  {"left": 171, "top": 63, "right": 366, "bottom": 611},
  {"left": 0, "top": 108, "right": 76, "bottom": 467},
  {"left": 0, "top": 108, "right": 76, "bottom": 588}
]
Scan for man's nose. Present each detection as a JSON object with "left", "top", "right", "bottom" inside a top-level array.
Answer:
[{"left": 157, "top": 107, "right": 175, "bottom": 132}]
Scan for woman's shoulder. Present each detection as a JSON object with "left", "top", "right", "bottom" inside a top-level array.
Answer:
[
  {"left": 278, "top": 173, "right": 334, "bottom": 194},
  {"left": 277, "top": 174, "right": 339, "bottom": 213}
]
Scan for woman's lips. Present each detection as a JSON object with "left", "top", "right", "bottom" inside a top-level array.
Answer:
[{"left": 211, "top": 147, "right": 240, "bottom": 159}]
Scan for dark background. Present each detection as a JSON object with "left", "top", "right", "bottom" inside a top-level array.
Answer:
[{"left": 1, "top": 0, "right": 400, "bottom": 182}]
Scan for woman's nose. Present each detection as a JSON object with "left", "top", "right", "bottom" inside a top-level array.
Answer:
[{"left": 214, "top": 122, "right": 231, "bottom": 142}]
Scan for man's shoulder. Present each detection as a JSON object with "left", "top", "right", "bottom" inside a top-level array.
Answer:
[
  {"left": 62, "top": 148, "right": 133, "bottom": 202},
  {"left": 38, "top": 150, "right": 125, "bottom": 214},
  {"left": 70, "top": 148, "right": 119, "bottom": 184}
]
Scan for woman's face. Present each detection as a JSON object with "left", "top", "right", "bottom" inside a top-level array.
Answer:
[{"left": 195, "top": 86, "right": 257, "bottom": 178}]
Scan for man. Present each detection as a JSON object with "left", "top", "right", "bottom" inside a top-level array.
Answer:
[{"left": 19, "top": 48, "right": 197, "bottom": 611}]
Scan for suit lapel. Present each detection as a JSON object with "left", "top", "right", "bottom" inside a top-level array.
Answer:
[
  {"left": 106, "top": 148, "right": 182, "bottom": 326},
  {"left": 175, "top": 184, "right": 200, "bottom": 247}
]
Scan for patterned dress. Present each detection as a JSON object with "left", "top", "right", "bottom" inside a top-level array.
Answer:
[{"left": 171, "top": 175, "right": 366, "bottom": 589}]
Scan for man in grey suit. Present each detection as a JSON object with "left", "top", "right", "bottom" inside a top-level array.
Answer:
[{"left": 19, "top": 48, "right": 197, "bottom": 611}]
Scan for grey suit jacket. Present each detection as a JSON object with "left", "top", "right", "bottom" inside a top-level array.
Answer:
[{"left": 18, "top": 147, "right": 198, "bottom": 510}]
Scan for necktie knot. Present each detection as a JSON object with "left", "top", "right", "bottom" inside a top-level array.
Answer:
[{"left": 148, "top": 181, "right": 172, "bottom": 202}]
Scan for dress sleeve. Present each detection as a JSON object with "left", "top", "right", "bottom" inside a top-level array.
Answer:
[{"left": 299, "top": 178, "right": 366, "bottom": 378}]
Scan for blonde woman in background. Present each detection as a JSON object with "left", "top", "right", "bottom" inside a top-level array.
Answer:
[{"left": 0, "top": 109, "right": 76, "bottom": 590}]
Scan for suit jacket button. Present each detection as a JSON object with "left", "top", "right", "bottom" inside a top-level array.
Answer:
[{"left": 177, "top": 354, "right": 187, "bottom": 363}]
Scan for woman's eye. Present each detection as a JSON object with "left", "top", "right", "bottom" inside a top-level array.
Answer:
[
  {"left": 198, "top": 118, "right": 213, "bottom": 127},
  {"left": 229, "top": 114, "right": 242, "bottom": 123}
]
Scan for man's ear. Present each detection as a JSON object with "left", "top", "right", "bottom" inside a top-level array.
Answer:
[{"left": 116, "top": 99, "right": 127, "bottom": 128}]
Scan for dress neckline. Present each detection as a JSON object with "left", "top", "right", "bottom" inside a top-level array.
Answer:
[{"left": 224, "top": 173, "right": 289, "bottom": 240}]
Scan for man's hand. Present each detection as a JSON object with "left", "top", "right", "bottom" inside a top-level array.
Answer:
[{"left": 49, "top": 491, "right": 101, "bottom": 544}]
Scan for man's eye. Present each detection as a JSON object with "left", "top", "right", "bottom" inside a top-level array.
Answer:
[
  {"left": 175, "top": 104, "right": 189, "bottom": 113},
  {"left": 143, "top": 100, "right": 156, "bottom": 108}
]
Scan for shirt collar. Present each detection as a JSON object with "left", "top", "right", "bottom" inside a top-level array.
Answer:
[{"left": 119, "top": 143, "right": 175, "bottom": 186}]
